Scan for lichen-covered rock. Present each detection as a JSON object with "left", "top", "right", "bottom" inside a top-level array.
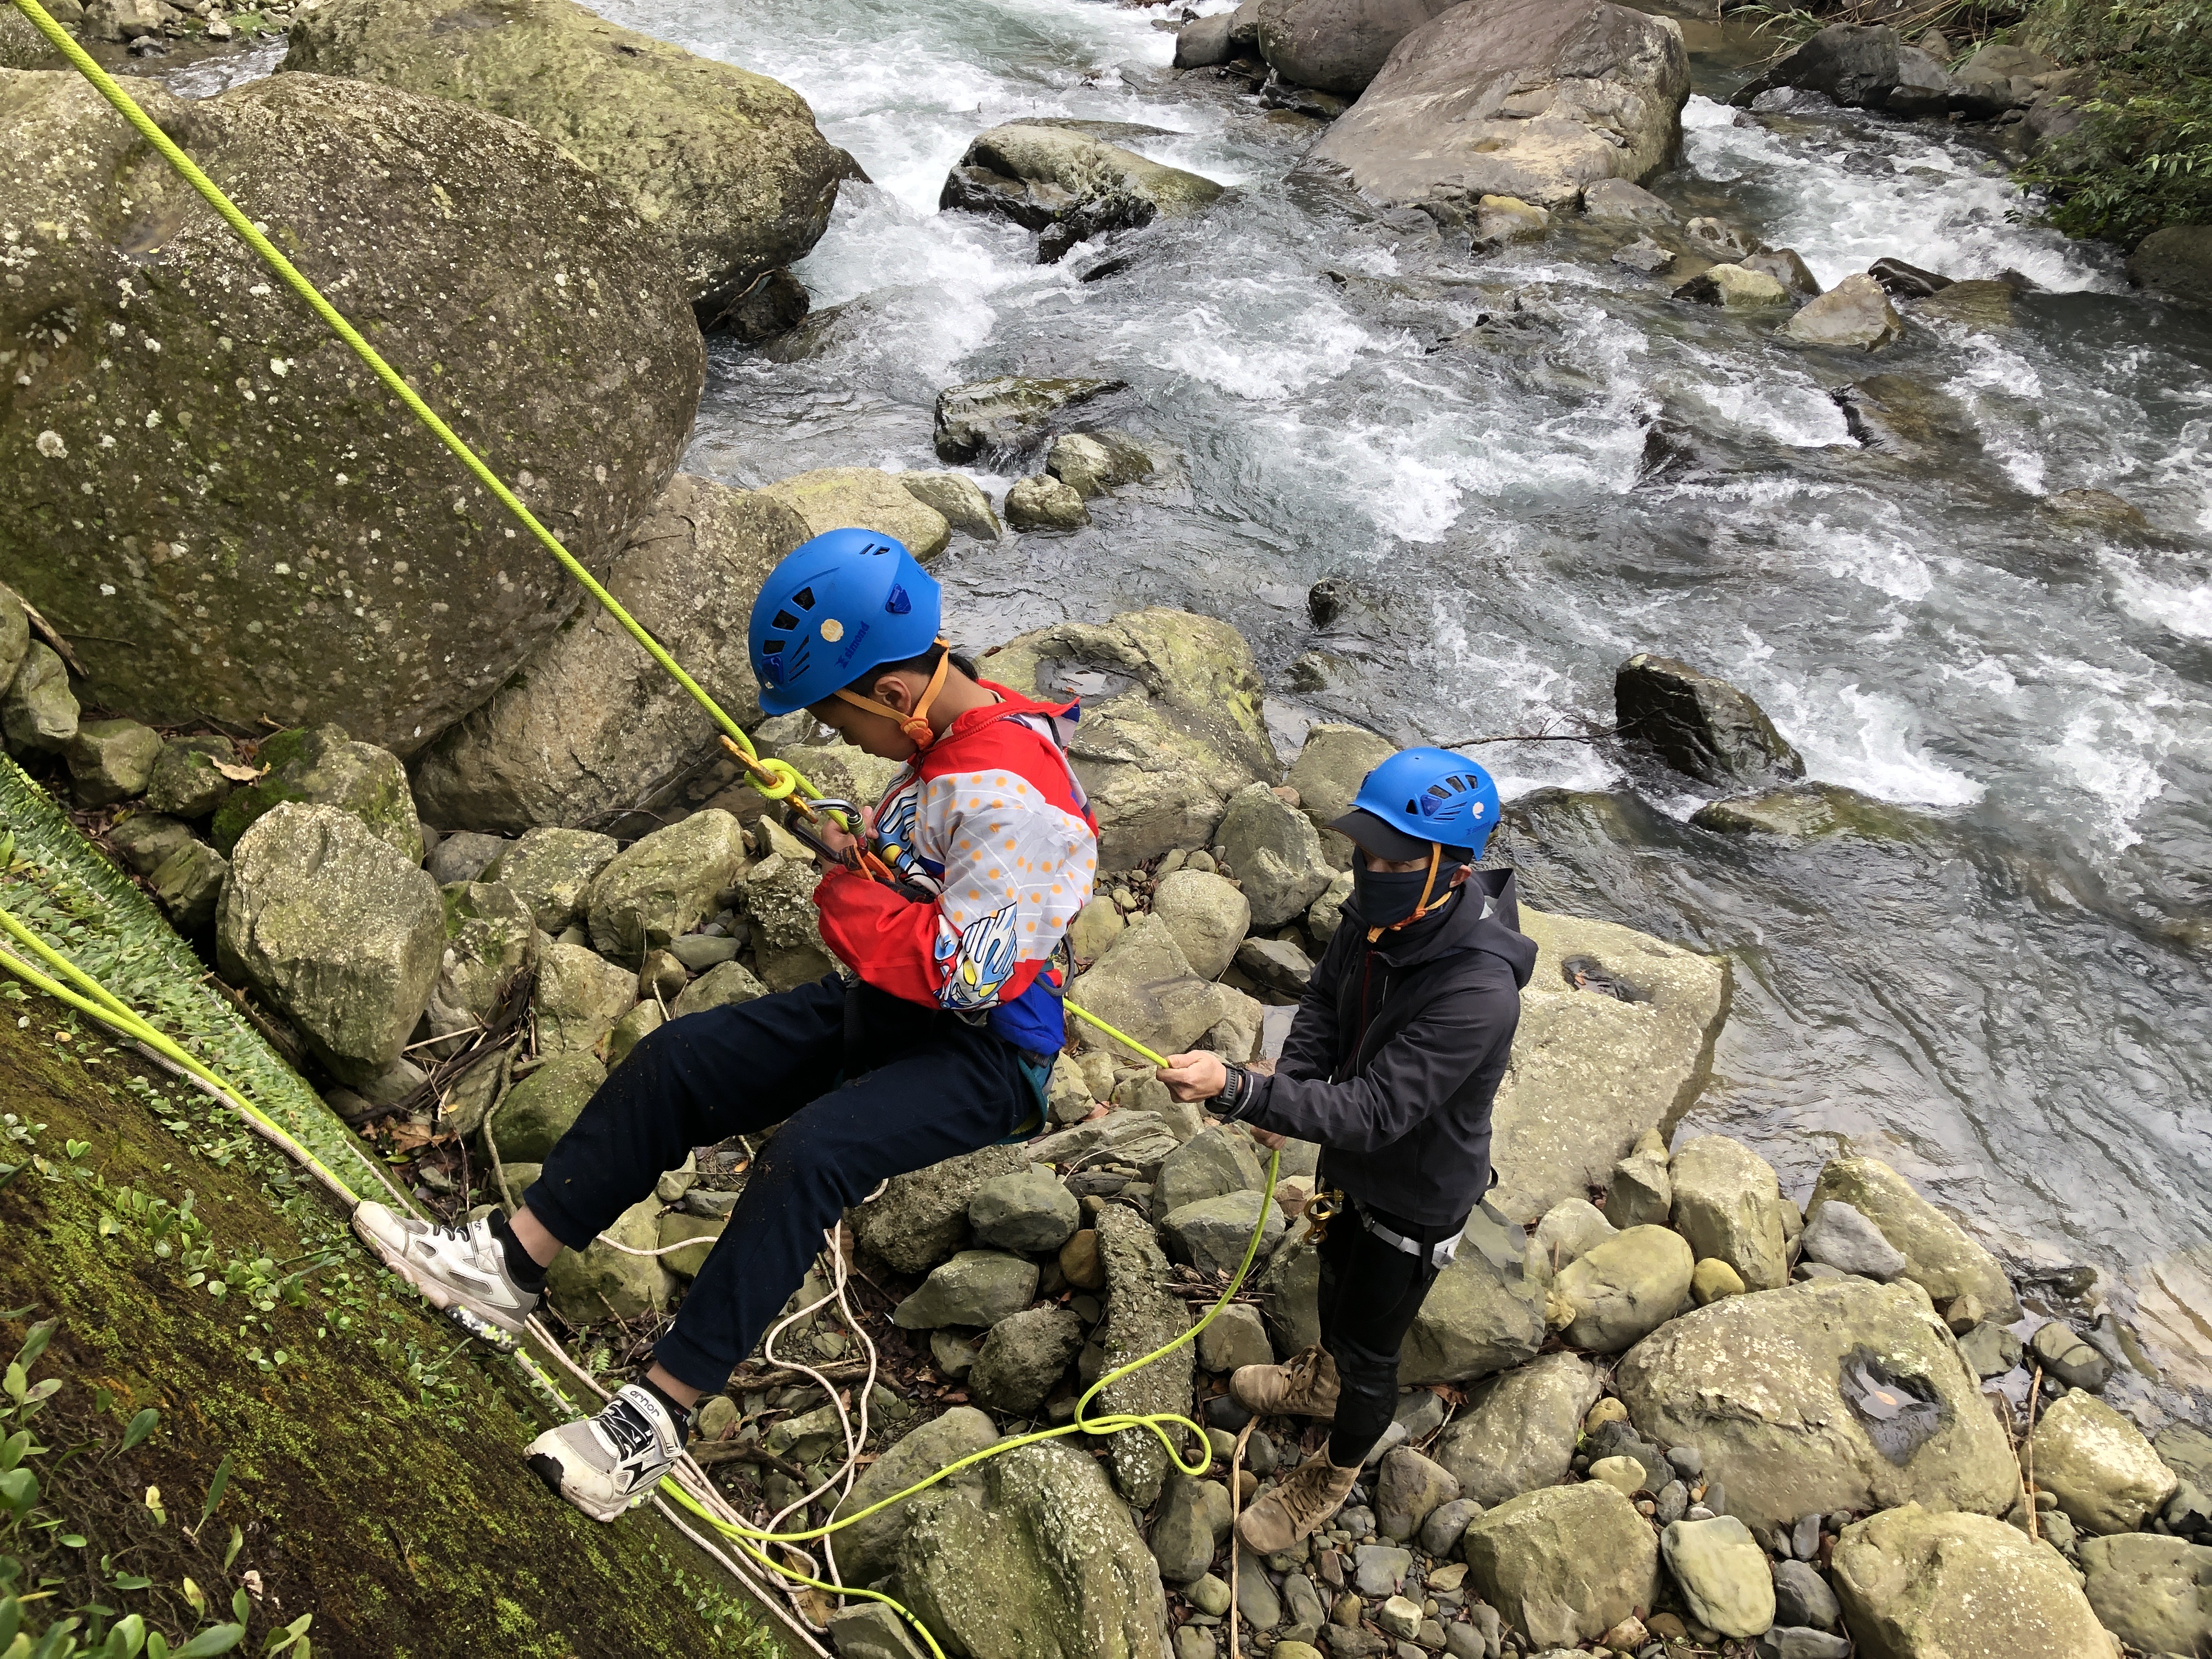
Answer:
[
  {"left": 1067, "top": 915, "right": 1233, "bottom": 1066},
  {"left": 1217, "top": 782, "right": 1334, "bottom": 930},
  {"left": 585, "top": 810, "right": 749, "bottom": 967},
  {"left": 1489, "top": 907, "right": 1728, "bottom": 1221},
  {"left": 1615, "top": 1277, "right": 2018, "bottom": 1532},
  {"left": 848, "top": 1143, "right": 1030, "bottom": 1276},
  {"left": 480, "top": 826, "right": 619, "bottom": 933},
  {"left": 899, "top": 471, "right": 1003, "bottom": 540},
  {"left": 1831, "top": 1504, "right": 2117, "bottom": 1659},
  {"left": 1460, "top": 1480, "right": 1660, "bottom": 1649},
  {"left": 1004, "top": 472, "right": 1091, "bottom": 532},
  {"left": 216, "top": 803, "right": 442, "bottom": 1082},
  {"left": 968, "top": 1305, "right": 1085, "bottom": 1415},
  {"left": 64, "top": 718, "right": 161, "bottom": 805},
  {"left": 1669, "top": 1134, "right": 1789, "bottom": 1293},
  {"left": 532, "top": 940, "right": 636, "bottom": 1057},
  {"left": 1615, "top": 654, "right": 1804, "bottom": 788},
  {"left": 491, "top": 1051, "right": 605, "bottom": 1163},
  {"left": 942, "top": 122, "right": 1223, "bottom": 262},
  {"left": 2027, "top": 1389, "right": 2180, "bottom": 1535},
  {"left": 830, "top": 1406, "right": 1001, "bottom": 1585},
  {"left": 1401, "top": 1214, "right": 1547, "bottom": 1384},
  {"left": 1284, "top": 723, "right": 1396, "bottom": 870},
  {"left": 1312, "top": 0, "right": 1690, "bottom": 213},
  {"left": 212, "top": 725, "right": 423, "bottom": 862},
  {"left": 1257, "top": 0, "right": 1460, "bottom": 96},
  {"left": 988, "top": 610, "right": 1280, "bottom": 867},
  {"left": 1, "top": 642, "right": 76, "bottom": 754},
  {"left": 1554, "top": 1224, "right": 1693, "bottom": 1351},
  {"left": 544, "top": 1194, "right": 670, "bottom": 1321},
  {"left": 1, "top": 70, "right": 701, "bottom": 753},
  {"left": 898, "top": 1440, "right": 1171, "bottom": 1659},
  {"left": 422, "top": 880, "right": 537, "bottom": 1056},
  {"left": 2076, "top": 1533, "right": 2212, "bottom": 1659},
  {"left": 739, "top": 851, "right": 837, "bottom": 992},
  {"left": 933, "top": 376, "right": 1125, "bottom": 465},
  {"left": 413, "top": 476, "right": 810, "bottom": 833},
  {"left": 148, "top": 839, "right": 228, "bottom": 933},
  {"left": 1148, "top": 870, "right": 1251, "bottom": 983},
  {"left": 286, "top": 0, "right": 848, "bottom": 318},
  {"left": 143, "top": 735, "right": 238, "bottom": 821},
  {"left": 755, "top": 466, "right": 952, "bottom": 560},
  {"left": 1805, "top": 1155, "right": 2019, "bottom": 1322},
  {"left": 1433, "top": 1352, "right": 1600, "bottom": 1505},
  {"left": 1096, "top": 1203, "right": 1194, "bottom": 1506}
]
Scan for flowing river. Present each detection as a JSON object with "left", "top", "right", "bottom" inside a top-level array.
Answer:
[{"left": 165, "top": 0, "right": 2212, "bottom": 1409}]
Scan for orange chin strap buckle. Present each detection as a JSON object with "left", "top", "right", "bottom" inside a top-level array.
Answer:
[{"left": 832, "top": 638, "right": 951, "bottom": 752}]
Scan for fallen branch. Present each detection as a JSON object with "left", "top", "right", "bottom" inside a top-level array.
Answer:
[
  {"left": 729, "top": 1361, "right": 876, "bottom": 1392},
  {"left": 17, "top": 597, "right": 86, "bottom": 678}
]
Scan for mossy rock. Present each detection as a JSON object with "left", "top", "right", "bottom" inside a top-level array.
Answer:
[
  {"left": 0, "top": 71, "right": 701, "bottom": 754},
  {"left": 211, "top": 724, "right": 424, "bottom": 861}
]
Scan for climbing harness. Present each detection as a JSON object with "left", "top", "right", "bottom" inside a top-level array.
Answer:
[{"left": 0, "top": 8, "right": 1288, "bottom": 1650}]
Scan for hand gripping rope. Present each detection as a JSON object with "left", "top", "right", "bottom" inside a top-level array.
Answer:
[{"left": 2, "top": 8, "right": 1286, "bottom": 1651}]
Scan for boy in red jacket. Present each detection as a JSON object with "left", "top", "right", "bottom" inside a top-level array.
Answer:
[{"left": 354, "top": 529, "right": 1098, "bottom": 1520}]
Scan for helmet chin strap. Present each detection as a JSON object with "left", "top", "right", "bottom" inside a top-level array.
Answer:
[
  {"left": 833, "top": 640, "right": 952, "bottom": 752},
  {"left": 1365, "top": 842, "right": 1444, "bottom": 944}
]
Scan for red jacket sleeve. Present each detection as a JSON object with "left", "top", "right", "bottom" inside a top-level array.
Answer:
[{"left": 812, "top": 866, "right": 1049, "bottom": 1012}]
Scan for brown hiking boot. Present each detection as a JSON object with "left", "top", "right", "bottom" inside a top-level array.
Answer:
[
  {"left": 1235, "top": 1453, "right": 1361, "bottom": 1554},
  {"left": 1229, "top": 1344, "right": 1340, "bottom": 1419}
]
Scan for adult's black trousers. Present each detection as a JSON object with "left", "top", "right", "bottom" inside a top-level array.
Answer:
[
  {"left": 1315, "top": 1195, "right": 1466, "bottom": 1467},
  {"left": 524, "top": 975, "right": 1030, "bottom": 1393}
]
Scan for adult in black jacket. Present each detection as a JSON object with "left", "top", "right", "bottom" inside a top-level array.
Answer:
[{"left": 1160, "top": 746, "right": 1535, "bottom": 1554}]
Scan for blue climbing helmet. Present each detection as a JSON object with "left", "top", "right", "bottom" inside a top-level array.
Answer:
[
  {"left": 748, "top": 528, "right": 942, "bottom": 716},
  {"left": 1334, "top": 747, "right": 1501, "bottom": 864}
]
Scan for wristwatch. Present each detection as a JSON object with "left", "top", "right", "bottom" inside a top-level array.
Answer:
[{"left": 1212, "top": 1061, "right": 1254, "bottom": 1119}]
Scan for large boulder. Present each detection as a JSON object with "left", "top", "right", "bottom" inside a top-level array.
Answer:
[
  {"left": 1615, "top": 654, "right": 1804, "bottom": 788},
  {"left": 2027, "top": 1389, "right": 2180, "bottom": 1535},
  {"left": 828, "top": 1406, "right": 1001, "bottom": 1587},
  {"left": 1066, "top": 915, "right": 1234, "bottom": 1066},
  {"left": 1831, "top": 1505, "right": 2117, "bottom": 1659},
  {"left": 1216, "top": 782, "right": 1334, "bottom": 930},
  {"left": 216, "top": 803, "right": 443, "bottom": 1082},
  {"left": 1668, "top": 1134, "right": 1790, "bottom": 1293},
  {"left": 1153, "top": 1125, "right": 1267, "bottom": 1217},
  {"left": 2129, "top": 225, "right": 2212, "bottom": 308},
  {"left": 211, "top": 724, "right": 422, "bottom": 861},
  {"left": 1432, "top": 1352, "right": 1600, "bottom": 1506},
  {"left": 1459, "top": 1481, "right": 1661, "bottom": 1649},
  {"left": 986, "top": 610, "right": 1281, "bottom": 867},
  {"left": 1311, "top": 0, "right": 1690, "bottom": 215},
  {"left": 898, "top": 1440, "right": 1171, "bottom": 1659},
  {"left": 848, "top": 1143, "right": 1030, "bottom": 1276},
  {"left": 584, "top": 810, "right": 750, "bottom": 967},
  {"left": 1614, "top": 1277, "right": 2019, "bottom": 1533},
  {"left": 1489, "top": 907, "right": 1729, "bottom": 1221},
  {"left": 1257, "top": 0, "right": 1459, "bottom": 96},
  {"left": 1401, "top": 1214, "right": 1547, "bottom": 1384},
  {"left": 1094, "top": 1203, "right": 1194, "bottom": 1506},
  {"left": 1148, "top": 870, "right": 1251, "bottom": 982},
  {"left": 1284, "top": 723, "right": 1396, "bottom": 870},
  {"left": 1804, "top": 1155, "right": 2019, "bottom": 1322},
  {"left": 1731, "top": 24, "right": 1960, "bottom": 117},
  {"left": 0, "top": 70, "right": 701, "bottom": 754},
  {"left": 413, "top": 476, "right": 811, "bottom": 833},
  {"left": 1553, "top": 1224, "right": 1694, "bottom": 1352},
  {"left": 285, "top": 0, "right": 848, "bottom": 323},
  {"left": 479, "top": 826, "right": 619, "bottom": 932},
  {"left": 941, "top": 122, "right": 1223, "bottom": 262},
  {"left": 2077, "top": 1533, "right": 2212, "bottom": 1659},
  {"left": 756, "top": 467, "right": 952, "bottom": 560}
]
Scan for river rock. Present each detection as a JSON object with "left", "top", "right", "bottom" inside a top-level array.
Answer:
[
  {"left": 1312, "top": 0, "right": 1690, "bottom": 214},
  {"left": 1607, "top": 1149, "right": 1672, "bottom": 1229},
  {"left": 603, "top": 1001, "right": 662, "bottom": 1069},
  {"left": 1831, "top": 1504, "right": 2115, "bottom": 1659},
  {"left": 1376, "top": 1446, "right": 1460, "bottom": 1542},
  {"left": 481, "top": 826, "right": 619, "bottom": 932},
  {"left": 1732, "top": 24, "right": 1958, "bottom": 116},
  {"left": 1798, "top": 1199, "right": 1907, "bottom": 1281},
  {"left": 0, "top": 5, "right": 65, "bottom": 64},
  {"left": 1284, "top": 723, "right": 1396, "bottom": 870},
  {"left": 825, "top": 1605, "right": 928, "bottom": 1659},
  {"left": 1150, "top": 870, "right": 1252, "bottom": 981},
  {"left": 148, "top": 839, "right": 228, "bottom": 933},
  {"left": 1257, "top": 1221, "right": 1322, "bottom": 1356},
  {"left": 1773, "top": 1558, "right": 1840, "bottom": 1632},
  {"left": 1, "top": 643, "right": 75, "bottom": 754},
  {"left": 1047, "top": 431, "right": 1154, "bottom": 499},
  {"left": 1307, "top": 868, "right": 1354, "bottom": 945},
  {"left": 899, "top": 1439, "right": 1171, "bottom": 1659},
  {"left": 108, "top": 813, "right": 194, "bottom": 882},
  {"left": 1434, "top": 1352, "right": 1599, "bottom": 1505},
  {"left": 1530, "top": 1198, "right": 1616, "bottom": 1278},
  {"left": 1096, "top": 1203, "right": 1194, "bottom": 1506},
  {"left": 1236, "top": 936, "right": 1313, "bottom": 996},
  {"left": 1678, "top": 262, "right": 1791, "bottom": 307},
  {"left": 216, "top": 803, "right": 442, "bottom": 1082},
  {"left": 1401, "top": 1222, "right": 1547, "bottom": 1384},
  {"left": 1173, "top": 13, "right": 1233, "bottom": 69},
  {"left": 545, "top": 1193, "right": 669, "bottom": 1321},
  {"left": 532, "top": 939, "right": 637, "bottom": 1056},
  {"left": 412, "top": 476, "right": 811, "bottom": 832},
  {"left": 1489, "top": 907, "right": 1728, "bottom": 1220},
  {"left": 1805, "top": 1155, "right": 2018, "bottom": 1321},
  {"left": 969, "top": 1305, "right": 1086, "bottom": 1415},
  {"left": 140, "top": 736, "right": 233, "bottom": 821},
  {"left": 849, "top": 1144, "right": 1028, "bottom": 1274},
  {"left": 1669, "top": 1135, "right": 1789, "bottom": 1292},
  {"left": 942, "top": 123, "right": 1223, "bottom": 262},
  {"left": 286, "top": 0, "right": 848, "bottom": 320},
  {"left": 64, "top": 719, "right": 161, "bottom": 806},
  {"left": 1615, "top": 1277, "right": 2018, "bottom": 1531},
  {"left": 421, "top": 879, "right": 537, "bottom": 1056},
  {"left": 829, "top": 1406, "right": 1001, "bottom": 1585},
  {"left": 1195, "top": 1303, "right": 1273, "bottom": 1373},
  {"left": 1005, "top": 473, "right": 1090, "bottom": 532},
  {"left": 489, "top": 1054, "right": 603, "bottom": 1168},
  {"left": 426, "top": 831, "right": 508, "bottom": 888},
  {"left": 1150, "top": 1472, "right": 1234, "bottom": 1582},
  {"left": 2027, "top": 1318, "right": 2111, "bottom": 1391},
  {"left": 584, "top": 810, "right": 749, "bottom": 967},
  {"left": 893, "top": 1249, "right": 1040, "bottom": 1330},
  {"left": 1155, "top": 1125, "right": 1267, "bottom": 1217},
  {"left": 933, "top": 376, "right": 1126, "bottom": 464},
  {"left": 1662, "top": 1516, "right": 1774, "bottom": 1638},
  {"left": 970, "top": 1165, "right": 1082, "bottom": 1253},
  {"left": 1743, "top": 247, "right": 1821, "bottom": 298},
  {"left": 1616, "top": 654, "right": 1804, "bottom": 788},
  {"left": 986, "top": 608, "right": 1281, "bottom": 867},
  {"left": 2129, "top": 224, "right": 2212, "bottom": 307},
  {"left": 2027, "top": 1388, "right": 2179, "bottom": 1534},
  {"left": 1582, "top": 176, "right": 1675, "bottom": 224},
  {"left": 2077, "top": 1533, "right": 2212, "bottom": 1658},
  {"left": 1218, "top": 782, "right": 1334, "bottom": 929},
  {"left": 757, "top": 466, "right": 952, "bottom": 560},
  {"left": 212, "top": 724, "right": 422, "bottom": 862},
  {"left": 1460, "top": 1481, "right": 1660, "bottom": 1648},
  {"left": 1779, "top": 272, "right": 1903, "bottom": 349},
  {"left": 1, "top": 71, "right": 699, "bottom": 754},
  {"left": 1254, "top": 0, "right": 1458, "bottom": 96},
  {"left": 1068, "top": 915, "right": 1234, "bottom": 1065},
  {"left": 1554, "top": 1224, "right": 1693, "bottom": 1351},
  {"left": 1161, "top": 1190, "right": 1285, "bottom": 1277}
]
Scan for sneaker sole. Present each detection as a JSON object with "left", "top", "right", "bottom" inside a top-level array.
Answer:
[
  {"left": 526, "top": 1449, "right": 652, "bottom": 1524},
  {"left": 351, "top": 1209, "right": 529, "bottom": 1339}
]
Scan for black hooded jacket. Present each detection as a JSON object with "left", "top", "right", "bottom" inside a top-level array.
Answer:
[{"left": 1231, "top": 868, "right": 1537, "bottom": 1227}]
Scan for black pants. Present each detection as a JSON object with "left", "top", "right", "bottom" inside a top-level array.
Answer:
[
  {"left": 524, "top": 976, "right": 1030, "bottom": 1394},
  {"left": 1316, "top": 1194, "right": 1464, "bottom": 1467}
]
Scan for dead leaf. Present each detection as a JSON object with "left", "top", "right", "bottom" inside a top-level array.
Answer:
[{"left": 212, "top": 760, "right": 268, "bottom": 783}]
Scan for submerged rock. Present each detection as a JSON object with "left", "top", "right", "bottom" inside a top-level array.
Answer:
[
  {"left": 1691, "top": 782, "right": 1932, "bottom": 841},
  {"left": 941, "top": 123, "right": 1223, "bottom": 262},
  {"left": 1312, "top": 0, "right": 1690, "bottom": 213},
  {"left": 286, "top": 0, "right": 849, "bottom": 321},
  {"left": 1780, "top": 272, "right": 1904, "bottom": 349},
  {"left": 1615, "top": 653, "right": 1804, "bottom": 788},
  {"left": 1, "top": 71, "right": 700, "bottom": 754},
  {"left": 1830, "top": 1504, "right": 2114, "bottom": 1659},
  {"left": 934, "top": 376, "right": 1126, "bottom": 464}
]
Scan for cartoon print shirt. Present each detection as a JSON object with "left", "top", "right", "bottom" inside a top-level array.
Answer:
[{"left": 812, "top": 681, "right": 1099, "bottom": 1054}]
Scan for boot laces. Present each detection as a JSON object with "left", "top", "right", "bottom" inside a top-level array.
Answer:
[
  {"left": 599, "top": 1393, "right": 665, "bottom": 1469},
  {"left": 1278, "top": 1457, "right": 1350, "bottom": 1528}
]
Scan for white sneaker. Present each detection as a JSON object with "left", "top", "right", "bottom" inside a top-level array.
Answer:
[
  {"left": 351, "top": 1201, "right": 539, "bottom": 1336},
  {"left": 526, "top": 1384, "right": 687, "bottom": 1522}
]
